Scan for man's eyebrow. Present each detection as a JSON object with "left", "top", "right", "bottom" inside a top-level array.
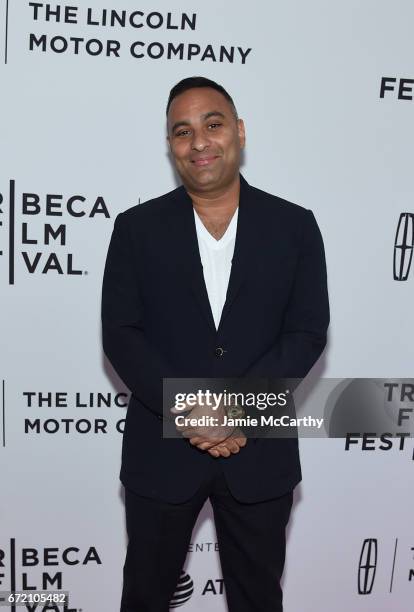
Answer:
[
  {"left": 171, "top": 111, "right": 226, "bottom": 134},
  {"left": 202, "top": 111, "right": 225, "bottom": 121},
  {"left": 171, "top": 120, "right": 191, "bottom": 133}
]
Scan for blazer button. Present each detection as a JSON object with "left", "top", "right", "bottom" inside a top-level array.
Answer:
[{"left": 215, "top": 347, "right": 225, "bottom": 357}]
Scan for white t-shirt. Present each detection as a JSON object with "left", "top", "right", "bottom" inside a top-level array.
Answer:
[{"left": 193, "top": 207, "right": 239, "bottom": 329}]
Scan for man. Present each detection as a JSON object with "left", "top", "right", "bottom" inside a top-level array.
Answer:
[{"left": 101, "top": 76, "right": 329, "bottom": 611}]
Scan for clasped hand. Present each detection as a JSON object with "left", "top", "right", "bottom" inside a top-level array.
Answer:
[{"left": 170, "top": 400, "right": 247, "bottom": 458}]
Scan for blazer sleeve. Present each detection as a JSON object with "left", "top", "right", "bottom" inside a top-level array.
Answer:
[
  {"left": 101, "top": 211, "right": 176, "bottom": 417},
  {"left": 244, "top": 209, "right": 330, "bottom": 382}
]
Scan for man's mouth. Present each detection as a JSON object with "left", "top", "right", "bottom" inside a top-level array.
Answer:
[{"left": 191, "top": 156, "right": 219, "bottom": 167}]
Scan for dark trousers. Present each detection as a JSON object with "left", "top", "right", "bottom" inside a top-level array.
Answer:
[{"left": 120, "top": 463, "right": 293, "bottom": 612}]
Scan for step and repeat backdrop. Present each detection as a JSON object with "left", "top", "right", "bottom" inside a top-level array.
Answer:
[{"left": 1, "top": 1, "right": 413, "bottom": 610}]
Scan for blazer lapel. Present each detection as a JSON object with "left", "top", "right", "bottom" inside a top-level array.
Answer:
[
  {"left": 218, "top": 173, "right": 254, "bottom": 330},
  {"left": 171, "top": 186, "right": 217, "bottom": 333}
]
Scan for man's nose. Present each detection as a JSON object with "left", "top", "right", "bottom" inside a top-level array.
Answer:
[{"left": 191, "top": 129, "right": 210, "bottom": 151}]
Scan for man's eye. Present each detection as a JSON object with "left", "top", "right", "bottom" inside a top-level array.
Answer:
[
  {"left": 208, "top": 123, "right": 222, "bottom": 129},
  {"left": 176, "top": 130, "right": 190, "bottom": 137}
]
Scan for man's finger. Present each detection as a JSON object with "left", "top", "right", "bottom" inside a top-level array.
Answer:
[
  {"left": 233, "top": 436, "right": 247, "bottom": 448},
  {"left": 190, "top": 436, "right": 227, "bottom": 449},
  {"left": 213, "top": 445, "right": 231, "bottom": 458},
  {"left": 207, "top": 436, "right": 247, "bottom": 457},
  {"left": 221, "top": 441, "right": 241, "bottom": 454}
]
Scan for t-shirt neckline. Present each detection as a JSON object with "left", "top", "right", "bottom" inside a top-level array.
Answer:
[{"left": 193, "top": 207, "right": 239, "bottom": 250}]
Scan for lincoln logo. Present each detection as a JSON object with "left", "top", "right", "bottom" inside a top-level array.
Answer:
[
  {"left": 393, "top": 213, "right": 414, "bottom": 281},
  {"left": 358, "top": 538, "right": 378, "bottom": 595}
]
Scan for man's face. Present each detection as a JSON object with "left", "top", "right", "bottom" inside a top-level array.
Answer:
[{"left": 167, "top": 87, "right": 245, "bottom": 195}]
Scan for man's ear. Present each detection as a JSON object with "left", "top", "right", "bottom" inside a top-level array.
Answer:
[
  {"left": 167, "top": 135, "right": 175, "bottom": 154},
  {"left": 237, "top": 118, "right": 246, "bottom": 149}
]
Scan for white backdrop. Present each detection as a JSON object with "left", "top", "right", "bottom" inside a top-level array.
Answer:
[{"left": 1, "top": 1, "right": 413, "bottom": 610}]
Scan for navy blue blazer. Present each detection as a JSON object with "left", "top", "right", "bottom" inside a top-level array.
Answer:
[{"left": 101, "top": 174, "right": 329, "bottom": 502}]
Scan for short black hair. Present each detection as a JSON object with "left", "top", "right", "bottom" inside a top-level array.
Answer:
[{"left": 166, "top": 76, "right": 238, "bottom": 118}]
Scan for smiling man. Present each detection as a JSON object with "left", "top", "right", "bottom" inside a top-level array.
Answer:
[
  {"left": 168, "top": 86, "right": 244, "bottom": 196},
  {"left": 101, "top": 76, "right": 330, "bottom": 611}
]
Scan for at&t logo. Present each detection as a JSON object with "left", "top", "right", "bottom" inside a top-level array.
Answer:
[{"left": 170, "top": 571, "right": 193, "bottom": 608}]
